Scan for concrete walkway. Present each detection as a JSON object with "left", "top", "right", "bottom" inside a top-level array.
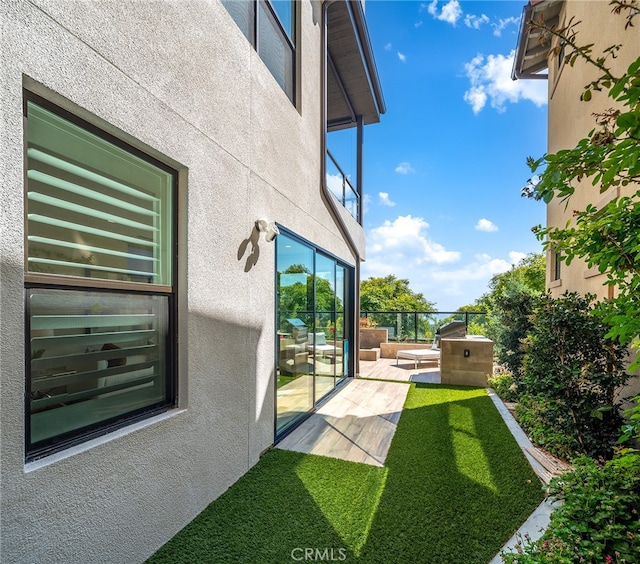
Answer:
[
  {"left": 486, "top": 389, "right": 561, "bottom": 562},
  {"left": 275, "top": 378, "right": 410, "bottom": 467}
]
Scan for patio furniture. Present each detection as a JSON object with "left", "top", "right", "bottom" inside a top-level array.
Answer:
[
  {"left": 308, "top": 332, "right": 341, "bottom": 360},
  {"left": 396, "top": 349, "right": 440, "bottom": 368}
]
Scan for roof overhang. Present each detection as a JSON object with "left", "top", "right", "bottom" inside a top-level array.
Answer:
[
  {"left": 326, "top": 0, "right": 386, "bottom": 131},
  {"left": 512, "top": 0, "right": 564, "bottom": 80}
]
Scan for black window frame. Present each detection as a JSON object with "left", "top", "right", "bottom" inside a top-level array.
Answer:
[
  {"left": 222, "top": 0, "right": 296, "bottom": 103},
  {"left": 23, "top": 91, "right": 179, "bottom": 461}
]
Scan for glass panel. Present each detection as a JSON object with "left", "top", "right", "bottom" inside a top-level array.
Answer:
[
  {"left": 336, "top": 265, "right": 347, "bottom": 382},
  {"left": 269, "top": 0, "right": 293, "bottom": 40},
  {"left": 258, "top": 1, "right": 294, "bottom": 101},
  {"left": 276, "top": 235, "right": 314, "bottom": 433},
  {"left": 28, "top": 288, "right": 170, "bottom": 447},
  {"left": 26, "top": 102, "right": 173, "bottom": 286},
  {"left": 221, "top": 0, "right": 254, "bottom": 42},
  {"left": 314, "top": 254, "right": 336, "bottom": 402}
]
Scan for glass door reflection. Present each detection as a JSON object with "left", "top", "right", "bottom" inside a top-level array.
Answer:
[{"left": 276, "top": 236, "right": 314, "bottom": 433}]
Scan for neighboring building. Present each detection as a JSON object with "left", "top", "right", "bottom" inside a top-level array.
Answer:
[
  {"left": 0, "top": 1, "right": 384, "bottom": 562},
  {"left": 513, "top": 0, "right": 640, "bottom": 395}
]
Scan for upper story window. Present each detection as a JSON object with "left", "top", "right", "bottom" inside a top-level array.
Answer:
[
  {"left": 552, "top": 249, "right": 562, "bottom": 282},
  {"left": 24, "top": 93, "right": 177, "bottom": 460},
  {"left": 222, "top": 0, "right": 296, "bottom": 103}
]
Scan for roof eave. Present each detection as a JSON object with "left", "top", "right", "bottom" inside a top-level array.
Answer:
[
  {"left": 512, "top": 0, "right": 563, "bottom": 80},
  {"left": 326, "top": 0, "right": 386, "bottom": 127}
]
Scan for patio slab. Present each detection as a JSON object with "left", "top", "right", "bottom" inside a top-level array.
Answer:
[
  {"left": 275, "top": 378, "right": 410, "bottom": 467},
  {"left": 359, "top": 356, "right": 441, "bottom": 383}
]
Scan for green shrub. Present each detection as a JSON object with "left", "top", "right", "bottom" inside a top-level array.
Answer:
[
  {"left": 515, "top": 395, "right": 580, "bottom": 460},
  {"left": 488, "top": 286, "right": 540, "bottom": 376},
  {"left": 520, "top": 292, "right": 629, "bottom": 459},
  {"left": 488, "top": 371, "right": 521, "bottom": 403},
  {"left": 502, "top": 453, "right": 640, "bottom": 564}
]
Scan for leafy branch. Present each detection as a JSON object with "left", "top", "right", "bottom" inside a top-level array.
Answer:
[{"left": 520, "top": 1, "right": 640, "bottom": 362}]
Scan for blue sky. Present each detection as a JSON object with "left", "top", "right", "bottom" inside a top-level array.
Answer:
[{"left": 336, "top": 0, "right": 549, "bottom": 311}]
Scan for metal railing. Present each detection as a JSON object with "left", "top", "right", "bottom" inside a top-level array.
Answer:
[
  {"left": 360, "top": 311, "right": 488, "bottom": 343},
  {"left": 326, "top": 149, "right": 359, "bottom": 222}
]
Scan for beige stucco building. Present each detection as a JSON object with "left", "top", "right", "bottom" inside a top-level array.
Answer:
[
  {"left": 0, "top": 1, "right": 384, "bottom": 562},
  {"left": 514, "top": 0, "right": 639, "bottom": 298},
  {"left": 513, "top": 0, "right": 640, "bottom": 396}
]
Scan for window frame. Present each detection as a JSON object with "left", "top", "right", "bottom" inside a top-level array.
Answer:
[
  {"left": 23, "top": 91, "right": 179, "bottom": 461},
  {"left": 274, "top": 226, "right": 354, "bottom": 439},
  {"left": 222, "top": 0, "right": 296, "bottom": 103}
]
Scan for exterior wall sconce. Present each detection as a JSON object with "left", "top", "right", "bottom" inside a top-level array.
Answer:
[{"left": 255, "top": 218, "right": 280, "bottom": 242}]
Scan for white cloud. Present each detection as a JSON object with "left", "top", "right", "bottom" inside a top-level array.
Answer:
[
  {"left": 509, "top": 251, "right": 527, "bottom": 265},
  {"left": 362, "top": 218, "right": 519, "bottom": 309},
  {"left": 379, "top": 192, "right": 396, "bottom": 207},
  {"left": 395, "top": 161, "right": 415, "bottom": 175},
  {"left": 464, "top": 13, "right": 489, "bottom": 30},
  {"left": 475, "top": 218, "right": 498, "bottom": 232},
  {"left": 325, "top": 172, "right": 343, "bottom": 198},
  {"left": 362, "top": 193, "right": 371, "bottom": 214},
  {"left": 427, "top": 0, "right": 462, "bottom": 25},
  {"left": 366, "top": 215, "right": 460, "bottom": 265},
  {"left": 397, "top": 52, "right": 407, "bottom": 63},
  {"left": 463, "top": 50, "right": 548, "bottom": 114},
  {"left": 492, "top": 16, "right": 520, "bottom": 37},
  {"left": 385, "top": 42, "right": 392, "bottom": 51}
]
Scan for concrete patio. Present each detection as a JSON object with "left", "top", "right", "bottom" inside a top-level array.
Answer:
[{"left": 358, "top": 356, "right": 442, "bottom": 383}]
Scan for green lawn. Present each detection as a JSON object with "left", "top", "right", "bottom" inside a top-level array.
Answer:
[{"left": 147, "top": 384, "right": 544, "bottom": 563}]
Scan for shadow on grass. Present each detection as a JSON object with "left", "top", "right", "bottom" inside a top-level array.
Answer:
[{"left": 147, "top": 384, "right": 543, "bottom": 564}]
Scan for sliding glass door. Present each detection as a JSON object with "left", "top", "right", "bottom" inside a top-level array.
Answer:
[{"left": 275, "top": 231, "right": 353, "bottom": 436}]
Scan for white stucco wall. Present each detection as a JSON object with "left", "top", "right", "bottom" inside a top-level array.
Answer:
[{"left": 0, "top": 1, "right": 363, "bottom": 562}]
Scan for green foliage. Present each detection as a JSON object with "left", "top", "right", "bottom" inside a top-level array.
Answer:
[
  {"left": 465, "top": 254, "right": 545, "bottom": 374},
  {"left": 360, "top": 275, "right": 434, "bottom": 312},
  {"left": 521, "top": 5, "right": 640, "bottom": 367},
  {"left": 487, "top": 253, "right": 547, "bottom": 298},
  {"left": 488, "top": 285, "right": 540, "bottom": 377},
  {"left": 502, "top": 454, "right": 640, "bottom": 564},
  {"left": 515, "top": 395, "right": 582, "bottom": 460},
  {"left": 278, "top": 264, "right": 342, "bottom": 333},
  {"left": 360, "top": 275, "right": 435, "bottom": 340},
  {"left": 488, "top": 371, "right": 521, "bottom": 403},
  {"left": 520, "top": 292, "right": 629, "bottom": 459},
  {"left": 619, "top": 395, "right": 640, "bottom": 445}
]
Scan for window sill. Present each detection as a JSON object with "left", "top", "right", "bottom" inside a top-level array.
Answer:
[
  {"left": 25, "top": 408, "right": 186, "bottom": 473},
  {"left": 584, "top": 267, "right": 603, "bottom": 279},
  {"left": 549, "top": 279, "right": 562, "bottom": 289}
]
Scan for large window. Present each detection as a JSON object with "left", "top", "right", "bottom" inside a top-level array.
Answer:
[
  {"left": 24, "top": 94, "right": 177, "bottom": 460},
  {"left": 222, "top": 0, "right": 295, "bottom": 102},
  {"left": 275, "top": 231, "right": 352, "bottom": 436}
]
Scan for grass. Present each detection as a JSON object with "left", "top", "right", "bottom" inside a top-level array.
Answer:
[{"left": 147, "top": 384, "right": 544, "bottom": 563}]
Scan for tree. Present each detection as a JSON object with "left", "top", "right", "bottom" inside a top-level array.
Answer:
[
  {"left": 278, "top": 264, "right": 342, "bottom": 332},
  {"left": 360, "top": 275, "right": 435, "bottom": 340},
  {"left": 522, "top": 2, "right": 640, "bottom": 364},
  {"left": 360, "top": 275, "right": 434, "bottom": 312},
  {"left": 475, "top": 254, "right": 546, "bottom": 375}
]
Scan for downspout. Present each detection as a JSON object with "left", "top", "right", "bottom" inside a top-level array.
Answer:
[{"left": 321, "top": 0, "right": 361, "bottom": 376}]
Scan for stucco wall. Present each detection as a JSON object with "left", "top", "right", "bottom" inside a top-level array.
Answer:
[
  {"left": 546, "top": 0, "right": 639, "bottom": 300},
  {"left": 0, "top": 1, "right": 362, "bottom": 562},
  {"left": 545, "top": 0, "right": 640, "bottom": 399}
]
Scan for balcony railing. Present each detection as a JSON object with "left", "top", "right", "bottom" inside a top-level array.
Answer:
[
  {"left": 326, "top": 149, "right": 359, "bottom": 222},
  {"left": 360, "top": 311, "right": 488, "bottom": 343}
]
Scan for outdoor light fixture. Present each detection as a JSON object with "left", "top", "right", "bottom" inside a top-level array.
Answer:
[{"left": 255, "top": 218, "right": 280, "bottom": 242}]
